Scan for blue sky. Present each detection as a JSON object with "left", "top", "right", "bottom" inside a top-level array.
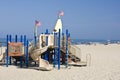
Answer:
[{"left": 0, "top": 0, "right": 120, "bottom": 40}]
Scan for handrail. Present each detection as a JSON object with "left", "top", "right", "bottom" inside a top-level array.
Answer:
[{"left": 86, "top": 53, "right": 91, "bottom": 66}]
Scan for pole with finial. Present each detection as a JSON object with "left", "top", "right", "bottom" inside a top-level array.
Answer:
[{"left": 34, "top": 20, "right": 41, "bottom": 47}]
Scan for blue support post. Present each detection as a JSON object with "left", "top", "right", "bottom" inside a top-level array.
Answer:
[
  {"left": 62, "top": 33, "right": 64, "bottom": 48},
  {"left": 45, "top": 29, "right": 48, "bottom": 34},
  {"left": 26, "top": 40, "right": 29, "bottom": 68},
  {"left": 15, "top": 35, "right": 18, "bottom": 65},
  {"left": 20, "top": 35, "right": 23, "bottom": 42},
  {"left": 62, "top": 33, "right": 64, "bottom": 64},
  {"left": 58, "top": 29, "right": 61, "bottom": 70},
  {"left": 33, "top": 30, "right": 37, "bottom": 66},
  {"left": 6, "top": 35, "right": 9, "bottom": 67},
  {"left": 15, "top": 35, "right": 18, "bottom": 42},
  {"left": 66, "top": 29, "right": 69, "bottom": 68},
  {"left": 9, "top": 35, "right": 12, "bottom": 65},
  {"left": 44, "top": 29, "right": 48, "bottom": 61},
  {"left": 24, "top": 35, "right": 26, "bottom": 46},
  {"left": 20, "top": 35, "right": 23, "bottom": 68},
  {"left": 53, "top": 33, "right": 57, "bottom": 67},
  {"left": 34, "top": 36, "right": 37, "bottom": 47},
  {"left": 23, "top": 35, "right": 28, "bottom": 67},
  {"left": 9, "top": 35, "right": 12, "bottom": 42}
]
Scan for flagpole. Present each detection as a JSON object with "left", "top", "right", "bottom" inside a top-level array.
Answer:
[
  {"left": 34, "top": 20, "right": 41, "bottom": 47},
  {"left": 34, "top": 26, "right": 37, "bottom": 47}
]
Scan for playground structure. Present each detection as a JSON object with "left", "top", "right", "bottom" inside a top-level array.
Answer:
[
  {"left": 3, "top": 29, "right": 77, "bottom": 70},
  {"left": 30, "top": 29, "right": 71, "bottom": 70},
  {"left": 0, "top": 12, "right": 87, "bottom": 70},
  {"left": 6, "top": 35, "right": 29, "bottom": 68},
  {"left": 29, "top": 28, "right": 85, "bottom": 70}
]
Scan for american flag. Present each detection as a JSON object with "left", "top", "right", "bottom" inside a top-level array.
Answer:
[
  {"left": 35, "top": 20, "right": 41, "bottom": 27},
  {"left": 58, "top": 10, "right": 64, "bottom": 17}
]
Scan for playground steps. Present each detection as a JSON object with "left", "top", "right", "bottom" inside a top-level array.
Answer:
[
  {"left": 68, "top": 61, "right": 87, "bottom": 66},
  {"left": 69, "top": 54, "right": 81, "bottom": 62},
  {"left": 60, "top": 49, "right": 81, "bottom": 63}
]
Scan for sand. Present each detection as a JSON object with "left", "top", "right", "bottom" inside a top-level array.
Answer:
[{"left": 0, "top": 44, "right": 120, "bottom": 80}]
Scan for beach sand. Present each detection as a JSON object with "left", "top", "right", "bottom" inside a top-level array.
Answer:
[{"left": 0, "top": 44, "right": 120, "bottom": 80}]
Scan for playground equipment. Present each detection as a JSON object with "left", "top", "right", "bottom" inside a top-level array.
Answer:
[
  {"left": 0, "top": 54, "right": 3, "bottom": 61},
  {"left": 3, "top": 11, "right": 87, "bottom": 71},
  {"left": 53, "top": 17, "right": 63, "bottom": 33},
  {"left": 30, "top": 46, "right": 52, "bottom": 70},
  {"left": 30, "top": 28, "right": 86, "bottom": 70},
  {"left": 0, "top": 46, "right": 6, "bottom": 61},
  {"left": 6, "top": 35, "right": 29, "bottom": 68},
  {"left": 5, "top": 31, "right": 86, "bottom": 70},
  {"left": 29, "top": 29, "right": 69, "bottom": 70}
]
